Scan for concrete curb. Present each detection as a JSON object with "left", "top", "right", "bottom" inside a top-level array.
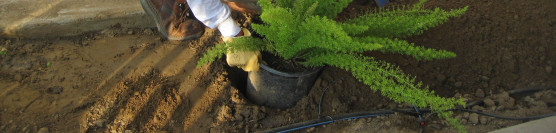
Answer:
[
  {"left": 1, "top": 0, "right": 154, "bottom": 38},
  {"left": 489, "top": 116, "right": 556, "bottom": 133}
]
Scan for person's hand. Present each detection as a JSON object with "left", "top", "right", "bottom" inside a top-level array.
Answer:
[{"left": 223, "top": 28, "right": 261, "bottom": 72}]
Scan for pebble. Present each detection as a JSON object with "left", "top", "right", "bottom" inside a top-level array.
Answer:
[
  {"left": 472, "top": 105, "right": 485, "bottom": 111},
  {"left": 385, "top": 121, "right": 391, "bottom": 126},
  {"left": 127, "top": 30, "right": 134, "bottom": 35},
  {"left": 454, "top": 82, "right": 463, "bottom": 88},
  {"left": 475, "top": 89, "right": 485, "bottom": 98},
  {"left": 93, "top": 119, "right": 106, "bottom": 128},
  {"left": 469, "top": 113, "right": 479, "bottom": 124},
  {"left": 37, "top": 127, "right": 49, "bottom": 133},
  {"left": 484, "top": 98, "right": 495, "bottom": 107},
  {"left": 143, "top": 29, "right": 154, "bottom": 35},
  {"left": 306, "top": 127, "right": 316, "bottom": 132},
  {"left": 546, "top": 66, "right": 553, "bottom": 73},
  {"left": 462, "top": 112, "right": 470, "bottom": 119}
]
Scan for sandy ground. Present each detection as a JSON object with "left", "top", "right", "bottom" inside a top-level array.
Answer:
[{"left": 1, "top": 0, "right": 555, "bottom": 133}]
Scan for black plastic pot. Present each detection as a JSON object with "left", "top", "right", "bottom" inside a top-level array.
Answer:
[{"left": 246, "top": 62, "right": 323, "bottom": 109}]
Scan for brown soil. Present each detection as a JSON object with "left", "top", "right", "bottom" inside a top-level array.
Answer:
[{"left": 1, "top": 0, "right": 555, "bottom": 133}]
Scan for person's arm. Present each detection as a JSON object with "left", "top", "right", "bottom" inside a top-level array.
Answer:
[
  {"left": 186, "top": 0, "right": 242, "bottom": 37},
  {"left": 187, "top": 0, "right": 260, "bottom": 71}
]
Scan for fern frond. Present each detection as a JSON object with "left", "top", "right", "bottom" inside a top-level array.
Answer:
[
  {"left": 197, "top": 44, "right": 228, "bottom": 68},
  {"left": 291, "top": 16, "right": 382, "bottom": 58},
  {"left": 304, "top": 53, "right": 465, "bottom": 132},
  {"left": 344, "top": 6, "right": 468, "bottom": 38},
  {"left": 356, "top": 37, "right": 456, "bottom": 60}
]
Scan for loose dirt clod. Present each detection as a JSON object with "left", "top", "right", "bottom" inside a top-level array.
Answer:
[
  {"left": 484, "top": 98, "right": 495, "bottom": 108},
  {"left": 469, "top": 113, "right": 479, "bottom": 124},
  {"left": 217, "top": 105, "right": 234, "bottom": 122},
  {"left": 47, "top": 86, "right": 64, "bottom": 94}
]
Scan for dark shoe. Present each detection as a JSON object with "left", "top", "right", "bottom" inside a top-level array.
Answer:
[{"left": 140, "top": 0, "right": 204, "bottom": 40}]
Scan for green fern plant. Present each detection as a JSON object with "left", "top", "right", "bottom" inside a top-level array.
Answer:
[{"left": 198, "top": 0, "right": 468, "bottom": 132}]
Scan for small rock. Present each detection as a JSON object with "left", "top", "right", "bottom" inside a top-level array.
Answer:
[
  {"left": 475, "top": 89, "right": 485, "bottom": 98},
  {"left": 127, "top": 30, "right": 134, "bottom": 35},
  {"left": 472, "top": 105, "right": 485, "bottom": 111},
  {"left": 479, "top": 116, "right": 488, "bottom": 124},
  {"left": 546, "top": 66, "right": 553, "bottom": 73},
  {"left": 463, "top": 94, "right": 472, "bottom": 99},
  {"left": 454, "top": 82, "right": 463, "bottom": 88},
  {"left": 47, "top": 86, "right": 64, "bottom": 94},
  {"left": 124, "top": 130, "right": 133, "bottom": 133},
  {"left": 143, "top": 29, "right": 154, "bottom": 35},
  {"left": 484, "top": 98, "right": 495, "bottom": 108},
  {"left": 469, "top": 113, "right": 479, "bottom": 124},
  {"left": 5, "top": 40, "right": 12, "bottom": 45},
  {"left": 37, "top": 127, "right": 49, "bottom": 133},
  {"left": 93, "top": 119, "right": 106, "bottom": 128},
  {"left": 23, "top": 126, "right": 28, "bottom": 132},
  {"left": 462, "top": 112, "right": 470, "bottom": 119},
  {"left": 385, "top": 121, "right": 391, "bottom": 126},
  {"left": 306, "top": 127, "right": 316, "bottom": 132}
]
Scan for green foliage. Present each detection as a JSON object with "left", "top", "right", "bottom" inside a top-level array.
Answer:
[
  {"left": 303, "top": 53, "right": 465, "bottom": 131},
  {"left": 343, "top": 5, "right": 468, "bottom": 38},
  {"left": 0, "top": 51, "right": 6, "bottom": 55},
  {"left": 197, "top": 0, "right": 468, "bottom": 132}
]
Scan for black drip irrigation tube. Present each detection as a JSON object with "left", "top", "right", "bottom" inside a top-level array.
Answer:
[{"left": 256, "top": 87, "right": 556, "bottom": 133}]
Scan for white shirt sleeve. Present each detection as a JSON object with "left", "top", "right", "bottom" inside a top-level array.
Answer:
[{"left": 186, "top": 0, "right": 241, "bottom": 37}]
